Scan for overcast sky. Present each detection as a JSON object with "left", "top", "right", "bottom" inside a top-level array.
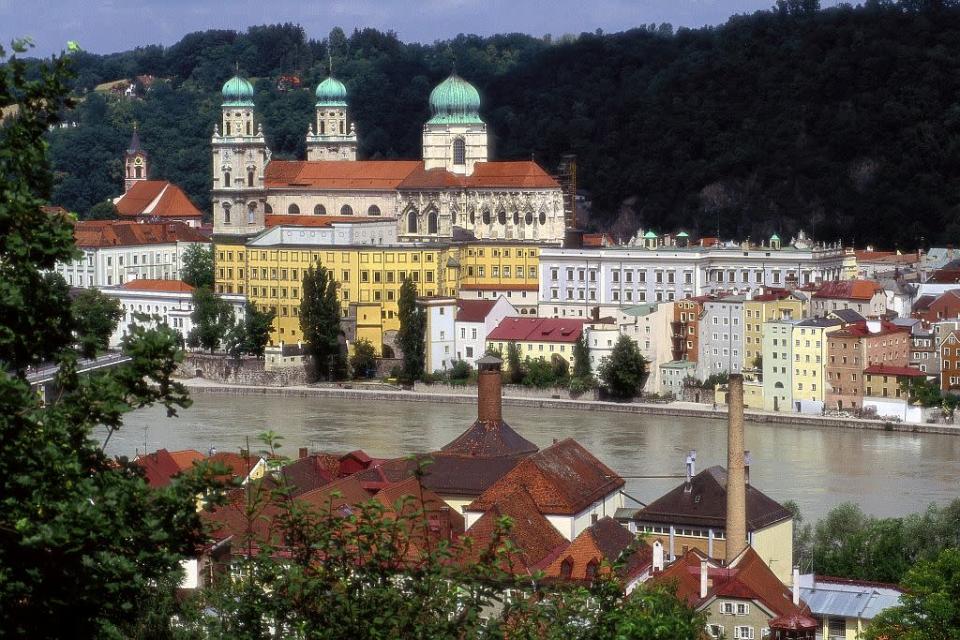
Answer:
[{"left": 4, "top": 0, "right": 845, "bottom": 57}]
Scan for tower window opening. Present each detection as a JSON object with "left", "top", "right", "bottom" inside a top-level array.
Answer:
[
  {"left": 247, "top": 171, "right": 254, "bottom": 187},
  {"left": 453, "top": 138, "right": 466, "bottom": 165},
  {"left": 247, "top": 203, "right": 256, "bottom": 224},
  {"left": 223, "top": 203, "right": 231, "bottom": 224},
  {"left": 340, "top": 204, "right": 353, "bottom": 216},
  {"left": 135, "top": 166, "right": 142, "bottom": 179},
  {"left": 246, "top": 121, "right": 251, "bottom": 135},
  {"left": 225, "top": 121, "right": 231, "bottom": 136},
  {"left": 408, "top": 210, "right": 418, "bottom": 234},
  {"left": 428, "top": 210, "right": 439, "bottom": 234},
  {"left": 314, "top": 204, "right": 326, "bottom": 216},
  {"left": 224, "top": 171, "right": 231, "bottom": 188},
  {"left": 288, "top": 203, "right": 300, "bottom": 215},
  {"left": 319, "top": 120, "right": 325, "bottom": 134},
  {"left": 339, "top": 120, "right": 344, "bottom": 134}
]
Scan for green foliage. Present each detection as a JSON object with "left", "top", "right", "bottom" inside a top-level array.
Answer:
[
  {"left": 522, "top": 357, "right": 556, "bottom": 388},
  {"left": 598, "top": 335, "right": 647, "bottom": 400},
  {"left": 864, "top": 547, "right": 960, "bottom": 640},
  {"left": 506, "top": 342, "right": 525, "bottom": 384},
  {"left": 350, "top": 338, "right": 377, "bottom": 379},
  {"left": 569, "top": 373, "right": 598, "bottom": 395},
  {"left": 0, "top": 40, "right": 217, "bottom": 637},
  {"left": 299, "top": 265, "right": 345, "bottom": 380},
  {"left": 180, "top": 243, "right": 214, "bottom": 289},
  {"left": 901, "top": 375, "right": 959, "bottom": 410},
  {"left": 86, "top": 198, "right": 118, "bottom": 220},
  {"left": 241, "top": 302, "right": 275, "bottom": 359},
  {"left": 396, "top": 276, "right": 425, "bottom": 383},
  {"left": 71, "top": 287, "right": 123, "bottom": 358},
  {"left": 572, "top": 334, "right": 592, "bottom": 378},
  {"left": 187, "top": 285, "right": 234, "bottom": 353},
  {"left": 449, "top": 359, "right": 472, "bottom": 382}
]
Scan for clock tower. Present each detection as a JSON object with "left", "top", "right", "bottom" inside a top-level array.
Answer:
[
  {"left": 124, "top": 124, "right": 149, "bottom": 192},
  {"left": 212, "top": 72, "right": 269, "bottom": 238}
]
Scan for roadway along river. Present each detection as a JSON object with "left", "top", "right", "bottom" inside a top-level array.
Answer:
[{"left": 104, "top": 392, "right": 960, "bottom": 522}]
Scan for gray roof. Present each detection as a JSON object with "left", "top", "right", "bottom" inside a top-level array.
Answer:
[
  {"left": 798, "top": 317, "right": 844, "bottom": 328},
  {"left": 798, "top": 575, "right": 902, "bottom": 620},
  {"left": 829, "top": 308, "right": 866, "bottom": 324}
]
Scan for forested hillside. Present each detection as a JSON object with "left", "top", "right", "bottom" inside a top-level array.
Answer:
[{"left": 41, "top": 1, "right": 960, "bottom": 248}]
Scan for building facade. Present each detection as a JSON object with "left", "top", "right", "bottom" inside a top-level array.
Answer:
[{"left": 698, "top": 296, "right": 746, "bottom": 380}]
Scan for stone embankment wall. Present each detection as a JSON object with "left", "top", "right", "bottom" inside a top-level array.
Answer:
[
  {"left": 178, "top": 354, "right": 309, "bottom": 387},
  {"left": 412, "top": 382, "right": 599, "bottom": 401}
]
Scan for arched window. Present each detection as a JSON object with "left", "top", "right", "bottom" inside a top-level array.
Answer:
[
  {"left": 246, "top": 121, "right": 251, "bottom": 135},
  {"left": 482, "top": 208, "right": 491, "bottom": 225},
  {"left": 223, "top": 171, "right": 231, "bottom": 188},
  {"left": 497, "top": 210, "right": 507, "bottom": 225},
  {"left": 225, "top": 121, "right": 231, "bottom": 136},
  {"left": 560, "top": 558, "right": 573, "bottom": 579},
  {"left": 407, "top": 210, "right": 418, "bottom": 234},
  {"left": 469, "top": 208, "right": 476, "bottom": 224},
  {"left": 222, "top": 203, "right": 231, "bottom": 224},
  {"left": 539, "top": 211, "right": 547, "bottom": 225},
  {"left": 247, "top": 203, "right": 256, "bottom": 224},
  {"left": 314, "top": 204, "right": 326, "bottom": 216},
  {"left": 319, "top": 120, "right": 325, "bottom": 134},
  {"left": 340, "top": 204, "right": 353, "bottom": 216},
  {"left": 247, "top": 170, "right": 254, "bottom": 187},
  {"left": 135, "top": 166, "right": 142, "bottom": 179},
  {"left": 585, "top": 559, "right": 599, "bottom": 580},
  {"left": 264, "top": 203, "right": 273, "bottom": 214},
  {"left": 339, "top": 120, "right": 344, "bottom": 134},
  {"left": 368, "top": 205, "right": 381, "bottom": 216},
  {"left": 525, "top": 211, "right": 533, "bottom": 225},
  {"left": 428, "top": 210, "right": 439, "bottom": 234},
  {"left": 512, "top": 211, "right": 519, "bottom": 225},
  {"left": 452, "top": 138, "right": 466, "bottom": 165},
  {"left": 288, "top": 203, "right": 300, "bottom": 215}
]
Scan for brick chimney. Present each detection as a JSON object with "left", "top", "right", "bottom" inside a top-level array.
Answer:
[
  {"left": 725, "top": 374, "right": 748, "bottom": 564},
  {"left": 477, "top": 355, "right": 503, "bottom": 423}
]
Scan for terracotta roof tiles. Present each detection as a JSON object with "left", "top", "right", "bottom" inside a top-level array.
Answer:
[
  {"left": 119, "top": 279, "right": 194, "bottom": 293},
  {"left": 863, "top": 364, "right": 927, "bottom": 377},
  {"left": 264, "top": 160, "right": 422, "bottom": 190},
  {"left": 133, "top": 449, "right": 182, "bottom": 488},
  {"left": 441, "top": 419, "right": 539, "bottom": 458},
  {"left": 487, "top": 317, "right": 587, "bottom": 343},
  {"left": 813, "top": 280, "right": 883, "bottom": 301},
  {"left": 73, "top": 220, "right": 209, "bottom": 248},
  {"left": 116, "top": 180, "right": 203, "bottom": 219},
  {"left": 455, "top": 299, "right": 497, "bottom": 323}
]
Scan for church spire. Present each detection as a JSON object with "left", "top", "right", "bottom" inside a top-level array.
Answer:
[
  {"left": 123, "top": 122, "right": 149, "bottom": 192},
  {"left": 127, "top": 122, "right": 142, "bottom": 154}
]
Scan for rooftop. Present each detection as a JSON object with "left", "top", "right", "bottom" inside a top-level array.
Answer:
[
  {"left": 863, "top": 364, "right": 927, "bottom": 377},
  {"left": 813, "top": 280, "right": 883, "bottom": 301},
  {"left": 73, "top": 220, "right": 209, "bottom": 248},
  {"left": 455, "top": 299, "right": 498, "bottom": 323},
  {"left": 118, "top": 279, "right": 194, "bottom": 293},
  {"left": 798, "top": 574, "right": 903, "bottom": 620},
  {"left": 441, "top": 418, "right": 539, "bottom": 458},
  {"left": 115, "top": 180, "right": 203, "bottom": 219},
  {"left": 487, "top": 317, "right": 587, "bottom": 343}
]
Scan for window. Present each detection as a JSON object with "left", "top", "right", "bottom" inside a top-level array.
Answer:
[
  {"left": 721, "top": 603, "right": 735, "bottom": 615},
  {"left": 247, "top": 170, "right": 255, "bottom": 187},
  {"left": 428, "top": 210, "right": 439, "bottom": 234},
  {"left": 736, "top": 603, "right": 749, "bottom": 616},
  {"left": 341, "top": 204, "right": 353, "bottom": 216},
  {"left": 452, "top": 138, "right": 466, "bottom": 165},
  {"left": 828, "top": 619, "right": 846, "bottom": 640},
  {"left": 408, "top": 210, "right": 418, "bottom": 233},
  {"left": 223, "top": 203, "right": 231, "bottom": 223},
  {"left": 734, "top": 627, "right": 754, "bottom": 639},
  {"left": 368, "top": 205, "right": 381, "bottom": 216},
  {"left": 288, "top": 203, "right": 300, "bottom": 215},
  {"left": 314, "top": 204, "right": 326, "bottom": 215}
]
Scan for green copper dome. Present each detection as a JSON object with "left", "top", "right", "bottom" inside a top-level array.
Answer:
[
  {"left": 643, "top": 231, "right": 658, "bottom": 239},
  {"left": 428, "top": 74, "right": 483, "bottom": 125},
  {"left": 315, "top": 76, "right": 348, "bottom": 106},
  {"left": 221, "top": 75, "right": 254, "bottom": 106}
]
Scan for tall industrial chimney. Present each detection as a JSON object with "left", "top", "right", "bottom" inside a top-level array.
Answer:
[
  {"left": 476, "top": 355, "right": 503, "bottom": 423},
  {"left": 725, "top": 374, "right": 748, "bottom": 564}
]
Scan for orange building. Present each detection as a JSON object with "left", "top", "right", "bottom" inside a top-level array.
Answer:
[
  {"left": 939, "top": 329, "right": 960, "bottom": 392},
  {"left": 671, "top": 297, "right": 706, "bottom": 362}
]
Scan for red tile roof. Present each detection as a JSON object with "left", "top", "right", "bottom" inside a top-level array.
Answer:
[
  {"left": 457, "top": 487, "right": 568, "bottom": 574},
  {"left": 750, "top": 288, "right": 793, "bottom": 302},
  {"left": 264, "top": 215, "right": 393, "bottom": 228},
  {"left": 467, "top": 438, "right": 624, "bottom": 516},
  {"left": 208, "top": 452, "right": 262, "bottom": 483},
  {"left": 133, "top": 449, "right": 182, "bottom": 487},
  {"left": 542, "top": 517, "right": 651, "bottom": 583},
  {"left": 863, "top": 364, "right": 927, "bottom": 377},
  {"left": 115, "top": 180, "right": 203, "bottom": 219},
  {"left": 829, "top": 319, "right": 909, "bottom": 338},
  {"left": 280, "top": 453, "right": 342, "bottom": 497},
  {"left": 73, "top": 220, "right": 209, "bottom": 248},
  {"left": 441, "top": 419, "right": 539, "bottom": 458},
  {"left": 582, "top": 233, "right": 613, "bottom": 248},
  {"left": 813, "top": 280, "right": 883, "bottom": 301},
  {"left": 297, "top": 475, "right": 372, "bottom": 513},
  {"left": 374, "top": 476, "right": 465, "bottom": 545},
  {"left": 460, "top": 283, "right": 539, "bottom": 292},
  {"left": 396, "top": 165, "right": 466, "bottom": 189},
  {"left": 464, "top": 161, "right": 560, "bottom": 189},
  {"left": 487, "top": 317, "right": 587, "bottom": 343},
  {"left": 168, "top": 449, "right": 204, "bottom": 471},
  {"left": 265, "top": 160, "right": 422, "bottom": 190},
  {"left": 455, "top": 299, "right": 497, "bottom": 323},
  {"left": 119, "top": 279, "right": 194, "bottom": 293}
]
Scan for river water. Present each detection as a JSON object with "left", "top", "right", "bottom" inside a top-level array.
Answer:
[{"left": 103, "top": 392, "right": 960, "bottom": 522}]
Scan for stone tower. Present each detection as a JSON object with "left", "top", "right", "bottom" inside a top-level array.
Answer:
[
  {"left": 422, "top": 73, "right": 488, "bottom": 176},
  {"left": 211, "top": 73, "right": 269, "bottom": 237},
  {"left": 306, "top": 76, "right": 358, "bottom": 161},
  {"left": 123, "top": 124, "right": 149, "bottom": 192}
]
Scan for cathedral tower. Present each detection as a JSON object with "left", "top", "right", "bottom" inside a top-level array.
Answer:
[
  {"left": 124, "top": 124, "right": 149, "bottom": 192},
  {"left": 422, "top": 74, "right": 488, "bottom": 176},
  {"left": 306, "top": 75, "right": 358, "bottom": 161},
  {"left": 212, "top": 73, "right": 269, "bottom": 237}
]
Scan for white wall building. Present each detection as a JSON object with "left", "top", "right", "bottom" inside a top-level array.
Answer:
[
  {"left": 697, "top": 296, "right": 746, "bottom": 379},
  {"left": 102, "top": 280, "right": 246, "bottom": 349},
  {"left": 616, "top": 303, "right": 674, "bottom": 393},
  {"left": 454, "top": 297, "right": 517, "bottom": 366},
  {"left": 246, "top": 218, "right": 397, "bottom": 248},
  {"left": 420, "top": 297, "right": 457, "bottom": 373}
]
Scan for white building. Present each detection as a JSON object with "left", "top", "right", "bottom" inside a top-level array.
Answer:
[
  {"left": 616, "top": 303, "right": 674, "bottom": 393},
  {"left": 102, "top": 280, "right": 245, "bottom": 348},
  {"left": 538, "top": 239, "right": 847, "bottom": 318},
  {"left": 57, "top": 221, "right": 210, "bottom": 289},
  {"left": 246, "top": 217, "right": 397, "bottom": 248},
  {"left": 454, "top": 297, "right": 517, "bottom": 366},
  {"left": 697, "top": 296, "right": 746, "bottom": 379},
  {"left": 660, "top": 360, "right": 697, "bottom": 396},
  {"left": 420, "top": 297, "right": 457, "bottom": 373}
]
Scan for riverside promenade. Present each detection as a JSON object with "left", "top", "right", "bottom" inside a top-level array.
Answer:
[{"left": 180, "top": 378, "right": 960, "bottom": 436}]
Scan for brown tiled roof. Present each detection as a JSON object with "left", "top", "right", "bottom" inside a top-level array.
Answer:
[
  {"left": 455, "top": 299, "right": 497, "bottom": 323},
  {"left": 297, "top": 475, "right": 372, "bottom": 513},
  {"left": 73, "top": 220, "right": 209, "bottom": 248},
  {"left": 467, "top": 439, "right": 624, "bottom": 516},
  {"left": 635, "top": 466, "right": 791, "bottom": 530},
  {"left": 465, "top": 161, "right": 560, "bottom": 189},
  {"left": 542, "top": 517, "right": 651, "bottom": 583},
  {"left": 374, "top": 476, "right": 465, "bottom": 543},
  {"left": 457, "top": 488, "right": 568, "bottom": 574},
  {"left": 441, "top": 419, "right": 539, "bottom": 458},
  {"left": 863, "top": 364, "right": 927, "bottom": 377},
  {"left": 487, "top": 317, "right": 587, "bottom": 343},
  {"left": 353, "top": 454, "right": 525, "bottom": 498},
  {"left": 813, "top": 280, "right": 883, "bottom": 301},
  {"left": 168, "top": 449, "right": 204, "bottom": 471},
  {"left": 116, "top": 180, "right": 203, "bottom": 218},
  {"left": 280, "top": 453, "right": 342, "bottom": 497},
  {"left": 397, "top": 165, "right": 466, "bottom": 189},
  {"left": 133, "top": 448, "right": 182, "bottom": 487},
  {"left": 208, "top": 452, "right": 262, "bottom": 483},
  {"left": 264, "top": 160, "right": 422, "bottom": 190},
  {"left": 119, "top": 279, "right": 194, "bottom": 293}
]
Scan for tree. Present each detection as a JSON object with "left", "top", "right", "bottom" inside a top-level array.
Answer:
[
  {"left": 71, "top": 288, "right": 123, "bottom": 358},
  {"left": 242, "top": 302, "right": 275, "bottom": 359},
  {"left": 523, "top": 357, "right": 556, "bottom": 388},
  {"left": 350, "top": 338, "right": 377, "bottom": 379},
  {"left": 187, "top": 285, "right": 234, "bottom": 353},
  {"left": 300, "top": 265, "right": 344, "bottom": 380},
  {"left": 506, "top": 342, "right": 525, "bottom": 384},
  {"left": 396, "top": 276, "right": 425, "bottom": 383},
  {"left": 598, "top": 334, "right": 648, "bottom": 399},
  {"left": 0, "top": 40, "right": 216, "bottom": 637},
  {"left": 180, "top": 243, "right": 214, "bottom": 289},
  {"left": 572, "top": 334, "right": 591, "bottom": 379},
  {"left": 864, "top": 548, "right": 960, "bottom": 640},
  {"left": 86, "top": 199, "right": 118, "bottom": 220}
]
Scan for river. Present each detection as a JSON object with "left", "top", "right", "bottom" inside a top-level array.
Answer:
[{"left": 102, "top": 392, "right": 960, "bottom": 522}]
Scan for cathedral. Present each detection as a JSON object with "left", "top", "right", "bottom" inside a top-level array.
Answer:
[{"left": 211, "top": 72, "right": 566, "bottom": 244}]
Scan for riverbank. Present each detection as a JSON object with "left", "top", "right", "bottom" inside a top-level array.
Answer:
[{"left": 179, "top": 378, "right": 960, "bottom": 436}]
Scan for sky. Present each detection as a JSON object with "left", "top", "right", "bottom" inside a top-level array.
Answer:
[{"left": 4, "top": 0, "right": 845, "bottom": 57}]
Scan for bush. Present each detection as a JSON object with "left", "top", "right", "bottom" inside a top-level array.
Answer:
[
  {"left": 569, "top": 374, "right": 598, "bottom": 395},
  {"left": 449, "top": 359, "right": 472, "bottom": 383}
]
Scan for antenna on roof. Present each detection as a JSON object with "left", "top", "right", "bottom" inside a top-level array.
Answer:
[{"left": 235, "top": 60, "right": 239, "bottom": 76}]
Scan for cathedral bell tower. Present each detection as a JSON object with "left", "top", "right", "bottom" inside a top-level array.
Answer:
[
  {"left": 124, "top": 124, "right": 149, "bottom": 192},
  {"left": 306, "top": 75, "right": 357, "bottom": 161},
  {"left": 422, "top": 73, "right": 488, "bottom": 176},
  {"left": 212, "top": 72, "right": 269, "bottom": 238}
]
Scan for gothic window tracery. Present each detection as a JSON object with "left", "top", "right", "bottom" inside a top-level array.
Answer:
[
  {"left": 223, "top": 171, "right": 231, "bottom": 188},
  {"left": 407, "top": 209, "right": 419, "bottom": 234},
  {"left": 482, "top": 208, "right": 491, "bottom": 225},
  {"left": 247, "top": 203, "right": 256, "bottom": 224},
  {"left": 539, "top": 211, "right": 547, "bottom": 225},
  {"left": 497, "top": 210, "right": 507, "bottom": 225},
  {"left": 525, "top": 211, "right": 533, "bottom": 225},
  {"left": 513, "top": 211, "right": 520, "bottom": 225}
]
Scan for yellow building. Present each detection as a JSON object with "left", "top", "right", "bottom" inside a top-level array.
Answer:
[
  {"left": 743, "top": 292, "right": 804, "bottom": 372},
  {"left": 455, "top": 242, "right": 541, "bottom": 313},
  {"left": 791, "top": 318, "right": 843, "bottom": 408}
]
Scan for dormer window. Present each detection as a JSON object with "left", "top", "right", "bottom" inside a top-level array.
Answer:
[
  {"left": 584, "top": 559, "right": 599, "bottom": 580},
  {"left": 559, "top": 558, "right": 573, "bottom": 579}
]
